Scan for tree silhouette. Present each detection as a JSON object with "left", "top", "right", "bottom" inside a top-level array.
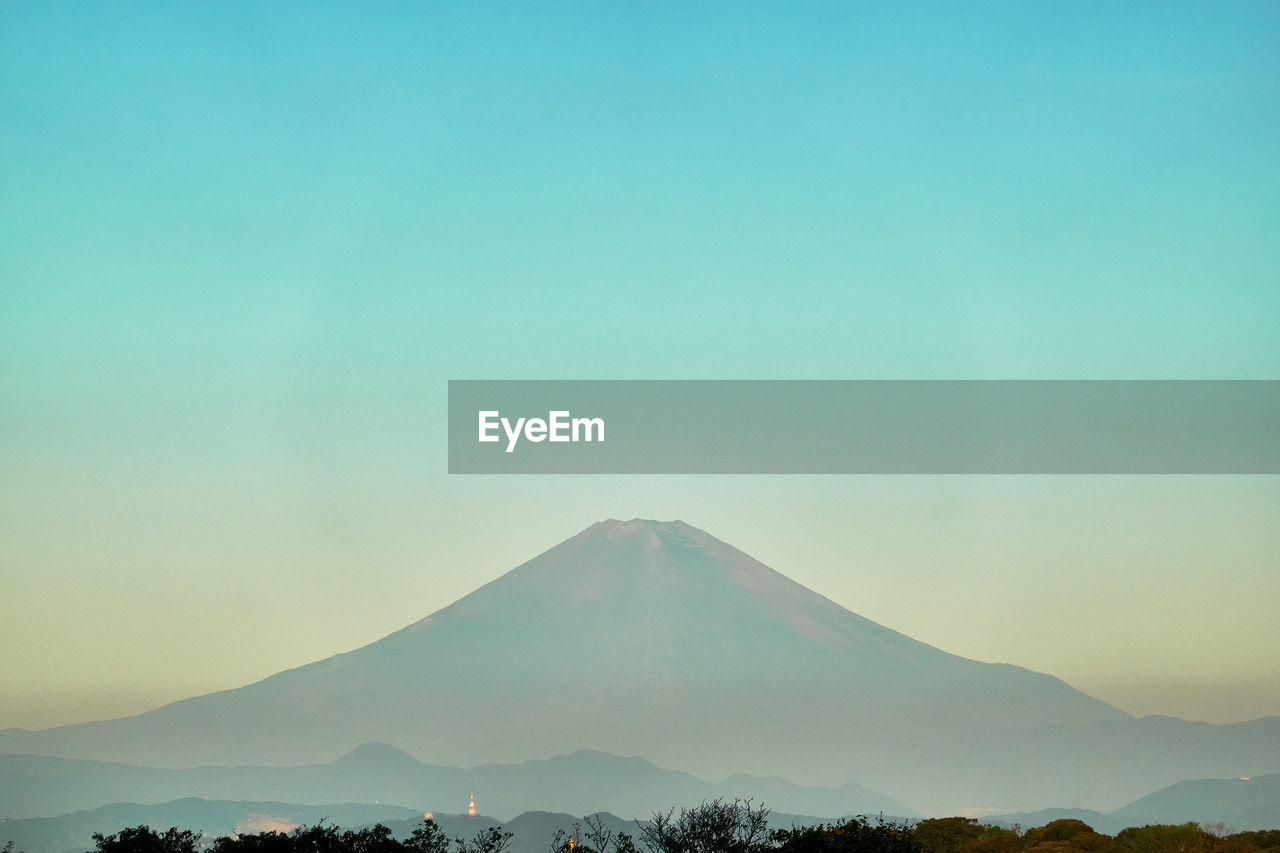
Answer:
[
  {"left": 406, "top": 820, "right": 452, "bottom": 853},
  {"left": 456, "top": 826, "right": 514, "bottom": 853},
  {"left": 92, "top": 825, "right": 202, "bottom": 853},
  {"left": 773, "top": 815, "right": 918, "bottom": 853},
  {"left": 640, "top": 799, "right": 772, "bottom": 853},
  {"left": 550, "top": 815, "right": 639, "bottom": 853}
]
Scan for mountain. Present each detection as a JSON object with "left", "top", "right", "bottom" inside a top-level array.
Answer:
[
  {"left": 0, "top": 744, "right": 911, "bottom": 822},
  {"left": 2, "top": 520, "right": 1278, "bottom": 815},
  {"left": 1111, "top": 772, "right": 1280, "bottom": 832},
  {"left": 988, "top": 772, "right": 1280, "bottom": 835}
]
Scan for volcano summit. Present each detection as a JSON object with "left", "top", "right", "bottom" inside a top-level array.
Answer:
[{"left": 3, "top": 519, "right": 1276, "bottom": 814}]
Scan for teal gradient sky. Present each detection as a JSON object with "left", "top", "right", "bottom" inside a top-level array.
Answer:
[{"left": 2, "top": 3, "right": 1278, "bottom": 734}]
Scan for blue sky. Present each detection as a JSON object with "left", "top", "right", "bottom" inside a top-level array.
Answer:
[{"left": 2, "top": 3, "right": 1278, "bottom": 732}]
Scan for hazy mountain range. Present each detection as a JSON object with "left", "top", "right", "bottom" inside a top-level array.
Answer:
[
  {"left": 0, "top": 743, "right": 908, "bottom": 821},
  {"left": 2, "top": 519, "right": 1277, "bottom": 815},
  {"left": 5, "top": 774, "right": 1279, "bottom": 853}
]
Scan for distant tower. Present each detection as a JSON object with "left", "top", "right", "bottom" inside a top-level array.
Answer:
[{"left": 468, "top": 793, "right": 476, "bottom": 817}]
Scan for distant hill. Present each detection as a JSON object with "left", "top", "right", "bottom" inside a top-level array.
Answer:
[
  {"left": 3, "top": 520, "right": 1278, "bottom": 814},
  {"left": 1112, "top": 772, "right": 1280, "bottom": 831},
  {"left": 983, "top": 808, "right": 1132, "bottom": 837},
  {"left": 0, "top": 743, "right": 911, "bottom": 822},
  {"left": 988, "top": 772, "right": 1280, "bottom": 834}
]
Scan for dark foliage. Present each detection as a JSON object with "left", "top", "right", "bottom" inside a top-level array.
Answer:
[
  {"left": 91, "top": 825, "right": 203, "bottom": 853},
  {"left": 774, "top": 815, "right": 919, "bottom": 853},
  {"left": 1228, "top": 832, "right": 1280, "bottom": 852},
  {"left": 208, "top": 822, "right": 401, "bottom": 853},
  {"left": 406, "top": 819, "right": 452, "bottom": 853},
  {"left": 456, "top": 826, "right": 515, "bottom": 853}
]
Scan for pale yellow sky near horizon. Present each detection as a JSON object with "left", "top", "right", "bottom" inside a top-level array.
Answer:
[{"left": 4, "top": 475, "right": 1276, "bottom": 734}]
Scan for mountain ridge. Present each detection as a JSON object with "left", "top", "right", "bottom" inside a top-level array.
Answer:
[{"left": 0, "top": 743, "right": 911, "bottom": 822}]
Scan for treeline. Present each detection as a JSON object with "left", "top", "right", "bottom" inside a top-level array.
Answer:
[{"left": 7, "top": 798, "right": 1280, "bottom": 853}]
